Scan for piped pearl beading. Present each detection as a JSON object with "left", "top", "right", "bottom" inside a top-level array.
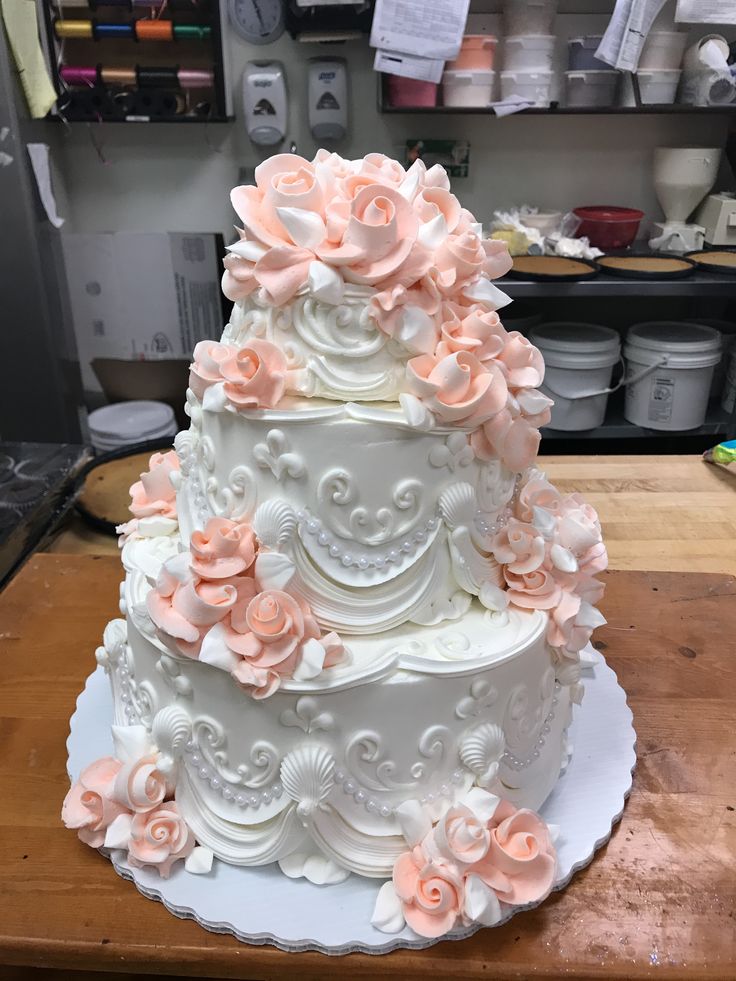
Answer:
[
  {"left": 332, "top": 767, "right": 466, "bottom": 817},
  {"left": 297, "top": 509, "right": 439, "bottom": 570},
  {"left": 501, "top": 682, "right": 561, "bottom": 771},
  {"left": 183, "top": 740, "right": 283, "bottom": 809},
  {"left": 474, "top": 505, "right": 511, "bottom": 540},
  {"left": 117, "top": 662, "right": 137, "bottom": 725}
]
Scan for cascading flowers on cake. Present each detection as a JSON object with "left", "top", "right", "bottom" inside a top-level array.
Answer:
[{"left": 209, "top": 150, "right": 553, "bottom": 473}]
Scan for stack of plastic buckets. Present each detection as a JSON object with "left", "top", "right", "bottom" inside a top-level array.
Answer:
[
  {"left": 565, "top": 36, "right": 620, "bottom": 107},
  {"left": 500, "top": 0, "right": 557, "bottom": 107},
  {"left": 442, "top": 35, "right": 498, "bottom": 107}
]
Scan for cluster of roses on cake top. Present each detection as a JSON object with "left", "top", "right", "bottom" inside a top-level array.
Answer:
[{"left": 191, "top": 150, "right": 553, "bottom": 473}]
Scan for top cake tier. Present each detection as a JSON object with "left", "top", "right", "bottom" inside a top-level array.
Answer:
[{"left": 199, "top": 151, "right": 553, "bottom": 476}]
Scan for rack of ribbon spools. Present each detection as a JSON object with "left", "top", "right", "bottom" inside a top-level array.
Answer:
[{"left": 40, "top": 0, "right": 231, "bottom": 121}]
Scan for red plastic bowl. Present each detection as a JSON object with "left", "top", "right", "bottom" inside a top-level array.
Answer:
[{"left": 573, "top": 206, "right": 645, "bottom": 249}]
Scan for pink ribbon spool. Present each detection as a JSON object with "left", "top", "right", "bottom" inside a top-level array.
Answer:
[
  {"left": 177, "top": 69, "right": 214, "bottom": 88},
  {"left": 60, "top": 65, "right": 98, "bottom": 87}
]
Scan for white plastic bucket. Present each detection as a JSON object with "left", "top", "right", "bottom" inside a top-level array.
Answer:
[
  {"left": 565, "top": 70, "right": 619, "bottom": 107},
  {"left": 638, "top": 31, "right": 687, "bottom": 70},
  {"left": 504, "top": 0, "right": 557, "bottom": 36},
  {"left": 620, "top": 70, "right": 681, "bottom": 106},
  {"left": 442, "top": 69, "right": 495, "bottom": 107},
  {"left": 88, "top": 400, "right": 177, "bottom": 453},
  {"left": 503, "top": 35, "right": 556, "bottom": 72},
  {"left": 623, "top": 321, "right": 721, "bottom": 431},
  {"left": 500, "top": 70, "right": 554, "bottom": 106},
  {"left": 529, "top": 322, "right": 621, "bottom": 431}
]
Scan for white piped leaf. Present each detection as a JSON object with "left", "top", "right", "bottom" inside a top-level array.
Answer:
[
  {"left": 225, "top": 239, "right": 266, "bottom": 262},
  {"left": 276, "top": 207, "right": 327, "bottom": 250},
  {"left": 464, "top": 874, "right": 503, "bottom": 926},
  {"left": 394, "top": 798, "right": 431, "bottom": 846},
  {"left": 255, "top": 551, "right": 295, "bottom": 590},
  {"left": 479, "top": 581, "right": 509, "bottom": 612},
  {"left": 463, "top": 277, "right": 513, "bottom": 310},
  {"left": 461, "top": 786, "right": 501, "bottom": 823},
  {"left": 103, "top": 813, "right": 132, "bottom": 850},
  {"left": 396, "top": 306, "right": 437, "bottom": 355},
  {"left": 550, "top": 543, "right": 578, "bottom": 573},
  {"left": 292, "top": 638, "right": 327, "bottom": 682},
  {"left": 399, "top": 393, "right": 435, "bottom": 430},
  {"left": 307, "top": 260, "right": 344, "bottom": 306},
  {"left": 199, "top": 622, "right": 241, "bottom": 673},
  {"left": 185, "top": 846, "right": 214, "bottom": 875},
  {"left": 202, "top": 382, "right": 228, "bottom": 413},
  {"left": 532, "top": 505, "right": 557, "bottom": 540},
  {"left": 371, "top": 880, "right": 406, "bottom": 934},
  {"left": 417, "top": 212, "right": 448, "bottom": 250},
  {"left": 111, "top": 724, "right": 154, "bottom": 764}
]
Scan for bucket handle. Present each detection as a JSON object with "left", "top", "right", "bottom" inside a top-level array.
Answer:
[{"left": 542, "top": 355, "right": 669, "bottom": 401}]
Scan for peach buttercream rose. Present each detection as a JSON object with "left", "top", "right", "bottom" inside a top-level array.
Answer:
[
  {"left": 317, "top": 183, "right": 420, "bottom": 286},
  {"left": 503, "top": 564, "right": 562, "bottom": 611},
  {"left": 189, "top": 516, "right": 256, "bottom": 580},
  {"left": 147, "top": 555, "right": 237, "bottom": 658},
  {"left": 495, "top": 332, "right": 545, "bottom": 389},
  {"left": 471, "top": 388, "right": 552, "bottom": 473},
  {"left": 189, "top": 339, "right": 287, "bottom": 410},
  {"left": 435, "top": 234, "right": 512, "bottom": 293},
  {"left": 62, "top": 757, "right": 128, "bottom": 848},
  {"left": 432, "top": 803, "right": 492, "bottom": 866},
  {"left": 492, "top": 518, "right": 546, "bottom": 575},
  {"left": 128, "top": 451, "right": 179, "bottom": 521},
  {"left": 127, "top": 801, "right": 195, "bottom": 878},
  {"left": 406, "top": 351, "right": 508, "bottom": 427},
  {"left": 393, "top": 845, "right": 464, "bottom": 938},
  {"left": 547, "top": 590, "right": 606, "bottom": 653},
  {"left": 436, "top": 306, "right": 508, "bottom": 362},
  {"left": 226, "top": 586, "right": 343, "bottom": 698},
  {"left": 516, "top": 472, "right": 562, "bottom": 523},
  {"left": 473, "top": 800, "right": 556, "bottom": 906},
  {"left": 113, "top": 754, "right": 169, "bottom": 813}
]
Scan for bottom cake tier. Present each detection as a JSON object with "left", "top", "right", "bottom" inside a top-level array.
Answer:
[{"left": 94, "top": 541, "right": 578, "bottom": 883}]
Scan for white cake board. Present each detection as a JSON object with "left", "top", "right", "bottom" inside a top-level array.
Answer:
[{"left": 67, "top": 652, "right": 636, "bottom": 955}]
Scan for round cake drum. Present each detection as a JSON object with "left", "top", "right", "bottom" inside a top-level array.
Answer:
[{"left": 67, "top": 651, "right": 636, "bottom": 955}]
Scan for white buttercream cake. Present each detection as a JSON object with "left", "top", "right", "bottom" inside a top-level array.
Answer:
[{"left": 63, "top": 151, "right": 608, "bottom": 942}]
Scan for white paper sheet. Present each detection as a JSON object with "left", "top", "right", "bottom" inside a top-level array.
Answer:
[
  {"left": 370, "top": 0, "right": 469, "bottom": 61},
  {"left": 374, "top": 49, "right": 444, "bottom": 83},
  {"left": 26, "top": 143, "right": 64, "bottom": 228},
  {"left": 676, "top": 0, "right": 736, "bottom": 24},
  {"left": 596, "top": 0, "right": 668, "bottom": 71}
]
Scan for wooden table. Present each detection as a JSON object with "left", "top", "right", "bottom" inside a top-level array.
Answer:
[{"left": 2, "top": 454, "right": 736, "bottom": 981}]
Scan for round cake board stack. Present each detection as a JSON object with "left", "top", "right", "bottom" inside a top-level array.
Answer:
[{"left": 67, "top": 651, "right": 636, "bottom": 955}]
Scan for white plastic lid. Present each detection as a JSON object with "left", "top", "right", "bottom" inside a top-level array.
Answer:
[
  {"left": 505, "top": 34, "right": 556, "bottom": 44},
  {"left": 569, "top": 36, "right": 603, "bottom": 46},
  {"left": 624, "top": 321, "right": 721, "bottom": 369},
  {"left": 442, "top": 69, "right": 495, "bottom": 84},
  {"left": 626, "top": 321, "right": 721, "bottom": 355},
  {"left": 566, "top": 69, "right": 620, "bottom": 79},
  {"left": 88, "top": 400, "right": 176, "bottom": 441},
  {"left": 530, "top": 323, "right": 621, "bottom": 368},
  {"left": 500, "top": 70, "right": 554, "bottom": 79}
]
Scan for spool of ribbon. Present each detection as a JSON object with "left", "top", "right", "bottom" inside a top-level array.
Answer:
[
  {"left": 60, "top": 64, "right": 214, "bottom": 89},
  {"left": 95, "top": 22, "right": 134, "bottom": 38},
  {"left": 101, "top": 66, "right": 137, "bottom": 85},
  {"left": 60, "top": 65, "right": 99, "bottom": 86},
  {"left": 135, "top": 19, "right": 173, "bottom": 40},
  {"left": 177, "top": 69, "right": 213, "bottom": 87},
  {"left": 55, "top": 19, "right": 94, "bottom": 38}
]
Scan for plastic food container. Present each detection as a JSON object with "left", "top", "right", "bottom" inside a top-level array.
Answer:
[
  {"left": 623, "top": 322, "right": 721, "bottom": 431},
  {"left": 722, "top": 345, "right": 736, "bottom": 414},
  {"left": 504, "top": 0, "right": 558, "bottom": 36},
  {"left": 447, "top": 35, "right": 498, "bottom": 71},
  {"left": 620, "top": 70, "right": 681, "bottom": 106},
  {"left": 573, "top": 206, "right": 644, "bottom": 249},
  {"left": 387, "top": 75, "right": 437, "bottom": 108},
  {"left": 522, "top": 210, "right": 563, "bottom": 235},
  {"left": 500, "top": 70, "right": 554, "bottom": 106},
  {"left": 565, "top": 70, "right": 619, "bottom": 107},
  {"left": 638, "top": 31, "right": 687, "bottom": 71},
  {"left": 530, "top": 322, "right": 621, "bottom": 431},
  {"left": 503, "top": 35, "right": 556, "bottom": 72},
  {"left": 442, "top": 69, "right": 495, "bottom": 107},
  {"left": 567, "top": 36, "right": 608, "bottom": 70},
  {"left": 88, "top": 400, "right": 177, "bottom": 454}
]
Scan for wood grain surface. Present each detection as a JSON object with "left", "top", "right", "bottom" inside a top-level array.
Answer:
[
  {"left": 0, "top": 554, "right": 734, "bottom": 980},
  {"left": 48, "top": 454, "right": 736, "bottom": 576}
]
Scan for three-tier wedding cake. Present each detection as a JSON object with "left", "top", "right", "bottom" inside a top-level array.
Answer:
[{"left": 63, "top": 151, "right": 607, "bottom": 942}]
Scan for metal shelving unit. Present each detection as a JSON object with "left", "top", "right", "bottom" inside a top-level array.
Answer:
[
  {"left": 541, "top": 404, "right": 734, "bottom": 442},
  {"left": 499, "top": 270, "right": 736, "bottom": 298}
]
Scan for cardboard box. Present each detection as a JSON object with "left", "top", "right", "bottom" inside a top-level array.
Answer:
[{"left": 60, "top": 232, "right": 229, "bottom": 392}]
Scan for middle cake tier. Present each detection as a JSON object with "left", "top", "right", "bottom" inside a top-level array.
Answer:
[{"left": 175, "top": 396, "right": 518, "bottom": 635}]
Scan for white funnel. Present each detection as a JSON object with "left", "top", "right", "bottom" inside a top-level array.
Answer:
[{"left": 653, "top": 147, "right": 722, "bottom": 223}]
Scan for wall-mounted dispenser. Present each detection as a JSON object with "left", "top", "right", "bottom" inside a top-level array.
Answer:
[
  {"left": 243, "top": 61, "right": 287, "bottom": 146},
  {"left": 308, "top": 58, "right": 347, "bottom": 142}
]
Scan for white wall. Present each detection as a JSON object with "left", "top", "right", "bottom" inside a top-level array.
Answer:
[{"left": 53, "top": 8, "right": 733, "bottom": 238}]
